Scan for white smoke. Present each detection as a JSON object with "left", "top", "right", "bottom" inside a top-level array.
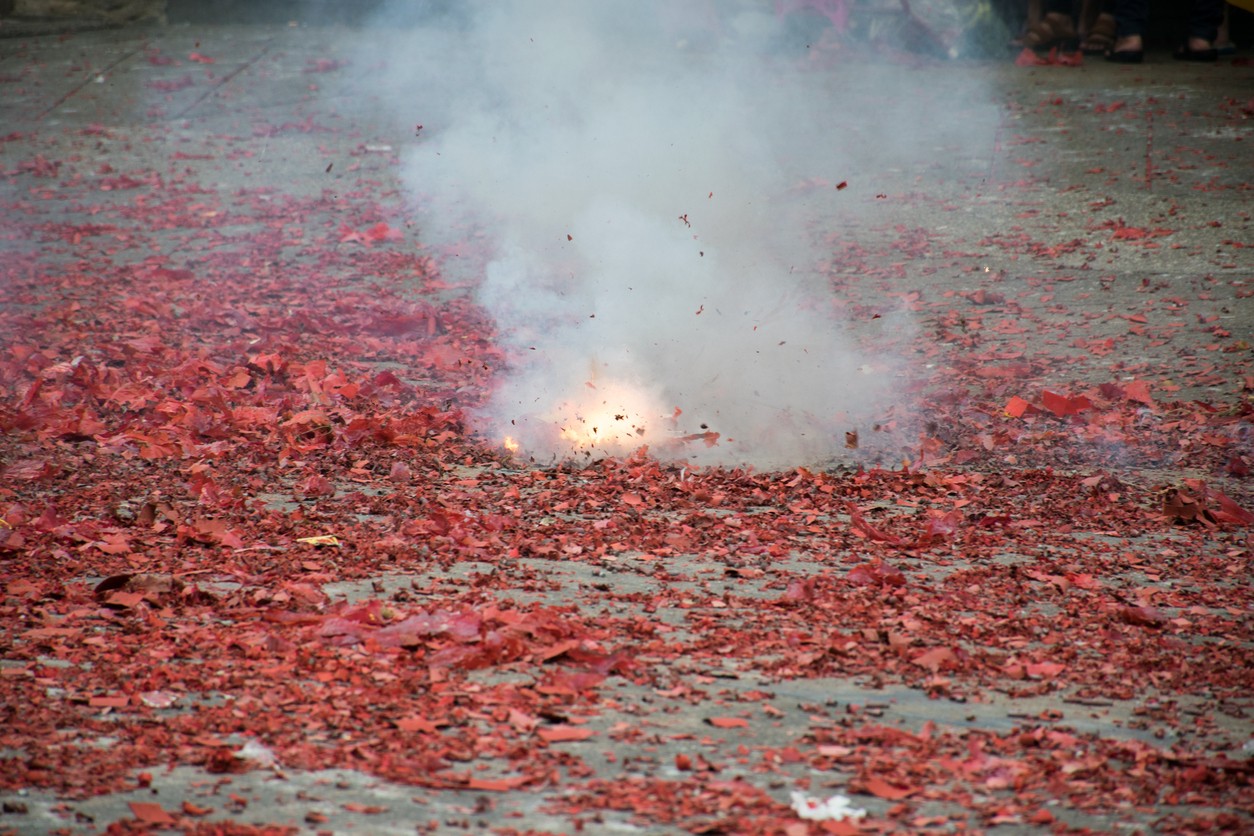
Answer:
[{"left": 347, "top": 0, "right": 989, "bottom": 467}]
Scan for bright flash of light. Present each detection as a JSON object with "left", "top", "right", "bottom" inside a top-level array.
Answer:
[
  {"left": 553, "top": 379, "right": 667, "bottom": 453},
  {"left": 502, "top": 377, "right": 679, "bottom": 460}
]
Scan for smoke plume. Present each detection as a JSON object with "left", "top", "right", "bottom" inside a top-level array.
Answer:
[{"left": 362, "top": 1, "right": 965, "bottom": 467}]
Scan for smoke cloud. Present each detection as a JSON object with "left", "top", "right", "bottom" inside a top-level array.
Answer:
[{"left": 352, "top": 1, "right": 988, "bottom": 468}]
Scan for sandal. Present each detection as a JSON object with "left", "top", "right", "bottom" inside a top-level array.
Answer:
[
  {"left": 1022, "top": 12, "right": 1079, "bottom": 51},
  {"left": 1106, "top": 34, "right": 1144, "bottom": 64},
  {"left": 1080, "top": 13, "right": 1116, "bottom": 55}
]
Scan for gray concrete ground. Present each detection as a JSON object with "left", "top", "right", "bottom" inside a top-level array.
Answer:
[{"left": 1, "top": 10, "right": 1252, "bottom": 836}]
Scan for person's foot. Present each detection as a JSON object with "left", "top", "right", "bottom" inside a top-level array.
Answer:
[
  {"left": 1107, "top": 34, "right": 1143, "bottom": 63},
  {"left": 1023, "top": 12, "right": 1078, "bottom": 50},
  {"left": 1174, "top": 38, "right": 1219, "bottom": 62},
  {"left": 1111, "top": 35, "right": 1142, "bottom": 53},
  {"left": 1216, "top": 13, "right": 1235, "bottom": 54},
  {"left": 1080, "top": 13, "right": 1116, "bottom": 55}
]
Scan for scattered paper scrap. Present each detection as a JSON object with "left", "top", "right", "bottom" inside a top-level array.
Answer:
[
  {"left": 790, "top": 791, "right": 867, "bottom": 821},
  {"left": 297, "top": 535, "right": 341, "bottom": 547}
]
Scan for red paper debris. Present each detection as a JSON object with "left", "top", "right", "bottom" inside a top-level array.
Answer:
[
  {"left": 537, "top": 725, "right": 596, "bottom": 743},
  {"left": 128, "top": 802, "right": 175, "bottom": 824},
  {"left": 1041, "top": 390, "right": 1092, "bottom": 417},
  {"left": 846, "top": 561, "right": 907, "bottom": 587},
  {"left": 1004, "top": 396, "right": 1032, "bottom": 418},
  {"left": 861, "top": 776, "right": 915, "bottom": 800}
]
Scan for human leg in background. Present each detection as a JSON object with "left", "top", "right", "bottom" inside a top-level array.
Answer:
[
  {"left": 1109, "top": 0, "right": 1224, "bottom": 62},
  {"left": 1011, "top": 0, "right": 1043, "bottom": 46},
  {"left": 1176, "top": 0, "right": 1224, "bottom": 59},
  {"left": 1023, "top": 0, "right": 1079, "bottom": 48},
  {"left": 1214, "top": 3, "right": 1234, "bottom": 54},
  {"left": 1107, "top": 0, "right": 1146, "bottom": 61},
  {"left": 1079, "top": 0, "right": 1116, "bottom": 53}
]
